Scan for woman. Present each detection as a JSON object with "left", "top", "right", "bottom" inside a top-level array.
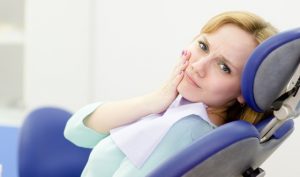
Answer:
[{"left": 64, "top": 11, "right": 277, "bottom": 177}]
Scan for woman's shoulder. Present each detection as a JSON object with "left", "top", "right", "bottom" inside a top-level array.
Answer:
[{"left": 169, "top": 114, "right": 215, "bottom": 141}]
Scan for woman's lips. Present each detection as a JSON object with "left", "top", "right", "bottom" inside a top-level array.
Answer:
[{"left": 184, "top": 72, "right": 200, "bottom": 87}]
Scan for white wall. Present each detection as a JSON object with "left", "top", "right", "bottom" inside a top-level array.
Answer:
[
  {"left": 92, "top": 0, "right": 300, "bottom": 176},
  {"left": 0, "top": 0, "right": 24, "bottom": 108},
  {"left": 92, "top": 0, "right": 300, "bottom": 102},
  {"left": 24, "top": 0, "right": 92, "bottom": 112}
]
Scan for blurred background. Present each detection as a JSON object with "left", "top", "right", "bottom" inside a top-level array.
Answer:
[{"left": 0, "top": 0, "right": 299, "bottom": 176}]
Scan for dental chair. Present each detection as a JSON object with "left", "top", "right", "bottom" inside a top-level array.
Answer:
[
  {"left": 17, "top": 28, "right": 300, "bottom": 177},
  {"left": 147, "top": 27, "right": 300, "bottom": 177},
  {"left": 18, "top": 107, "right": 92, "bottom": 177}
]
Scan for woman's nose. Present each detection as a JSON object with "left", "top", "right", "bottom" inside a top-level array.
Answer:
[{"left": 191, "top": 57, "right": 208, "bottom": 77}]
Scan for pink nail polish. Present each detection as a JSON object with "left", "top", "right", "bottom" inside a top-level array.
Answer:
[{"left": 181, "top": 50, "right": 186, "bottom": 56}]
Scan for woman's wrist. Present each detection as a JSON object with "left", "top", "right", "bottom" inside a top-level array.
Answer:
[{"left": 143, "top": 89, "right": 177, "bottom": 115}]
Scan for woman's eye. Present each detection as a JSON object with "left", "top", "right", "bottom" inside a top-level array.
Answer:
[
  {"left": 198, "top": 41, "right": 209, "bottom": 52},
  {"left": 218, "top": 62, "right": 231, "bottom": 74}
]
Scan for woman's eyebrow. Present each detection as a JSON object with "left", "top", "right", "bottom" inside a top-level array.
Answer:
[
  {"left": 201, "top": 35, "right": 210, "bottom": 49},
  {"left": 202, "top": 34, "right": 240, "bottom": 72}
]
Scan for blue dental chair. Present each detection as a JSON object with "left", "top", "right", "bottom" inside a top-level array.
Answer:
[
  {"left": 18, "top": 107, "right": 92, "bottom": 177},
  {"left": 17, "top": 28, "right": 300, "bottom": 177},
  {"left": 147, "top": 28, "right": 300, "bottom": 177}
]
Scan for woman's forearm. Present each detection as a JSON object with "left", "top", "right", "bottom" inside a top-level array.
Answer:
[
  {"left": 84, "top": 93, "right": 158, "bottom": 133},
  {"left": 84, "top": 53, "right": 189, "bottom": 134}
]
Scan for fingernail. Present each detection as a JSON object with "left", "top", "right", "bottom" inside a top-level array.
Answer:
[
  {"left": 185, "top": 50, "right": 190, "bottom": 56},
  {"left": 181, "top": 50, "right": 186, "bottom": 56}
]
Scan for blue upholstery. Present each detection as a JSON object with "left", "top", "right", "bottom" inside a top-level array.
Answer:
[
  {"left": 147, "top": 119, "right": 294, "bottom": 177},
  {"left": 256, "top": 117, "right": 294, "bottom": 140},
  {"left": 18, "top": 107, "right": 91, "bottom": 177},
  {"left": 148, "top": 121, "right": 259, "bottom": 177},
  {"left": 0, "top": 125, "right": 19, "bottom": 177}
]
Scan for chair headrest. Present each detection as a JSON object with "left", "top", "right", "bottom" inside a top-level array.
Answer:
[{"left": 242, "top": 28, "right": 300, "bottom": 112}]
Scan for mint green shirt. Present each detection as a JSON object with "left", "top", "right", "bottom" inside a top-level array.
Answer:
[{"left": 64, "top": 102, "right": 215, "bottom": 177}]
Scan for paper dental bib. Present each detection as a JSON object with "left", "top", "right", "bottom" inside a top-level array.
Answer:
[{"left": 110, "top": 96, "right": 213, "bottom": 168}]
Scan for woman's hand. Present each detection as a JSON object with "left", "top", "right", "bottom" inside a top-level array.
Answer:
[
  {"left": 81, "top": 50, "right": 191, "bottom": 133},
  {"left": 148, "top": 50, "right": 191, "bottom": 114}
]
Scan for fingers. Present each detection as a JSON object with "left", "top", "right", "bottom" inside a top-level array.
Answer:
[
  {"left": 181, "top": 50, "right": 191, "bottom": 62},
  {"left": 172, "top": 68, "right": 184, "bottom": 88},
  {"left": 174, "top": 50, "right": 191, "bottom": 75},
  {"left": 171, "top": 50, "right": 191, "bottom": 87},
  {"left": 156, "top": 50, "right": 192, "bottom": 106}
]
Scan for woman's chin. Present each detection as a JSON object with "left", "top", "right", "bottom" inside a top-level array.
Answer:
[{"left": 177, "top": 84, "right": 200, "bottom": 103}]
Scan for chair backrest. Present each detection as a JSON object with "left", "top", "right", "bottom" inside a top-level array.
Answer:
[
  {"left": 147, "top": 118, "right": 294, "bottom": 177},
  {"left": 18, "top": 107, "right": 91, "bottom": 177}
]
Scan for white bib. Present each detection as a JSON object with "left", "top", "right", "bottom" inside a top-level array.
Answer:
[{"left": 110, "top": 96, "right": 214, "bottom": 168}]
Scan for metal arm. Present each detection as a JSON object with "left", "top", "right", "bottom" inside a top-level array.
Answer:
[{"left": 260, "top": 64, "right": 300, "bottom": 143}]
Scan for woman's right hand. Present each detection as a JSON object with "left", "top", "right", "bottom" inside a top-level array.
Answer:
[
  {"left": 81, "top": 50, "right": 191, "bottom": 133},
  {"left": 147, "top": 50, "right": 191, "bottom": 114}
]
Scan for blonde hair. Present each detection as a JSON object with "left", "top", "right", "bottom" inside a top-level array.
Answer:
[{"left": 201, "top": 11, "right": 278, "bottom": 124}]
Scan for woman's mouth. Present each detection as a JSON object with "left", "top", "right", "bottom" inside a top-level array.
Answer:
[{"left": 184, "top": 72, "right": 200, "bottom": 87}]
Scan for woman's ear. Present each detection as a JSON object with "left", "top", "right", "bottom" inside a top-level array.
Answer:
[{"left": 237, "top": 95, "right": 245, "bottom": 104}]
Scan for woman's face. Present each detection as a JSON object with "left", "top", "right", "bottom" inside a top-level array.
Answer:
[{"left": 177, "top": 24, "right": 257, "bottom": 108}]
